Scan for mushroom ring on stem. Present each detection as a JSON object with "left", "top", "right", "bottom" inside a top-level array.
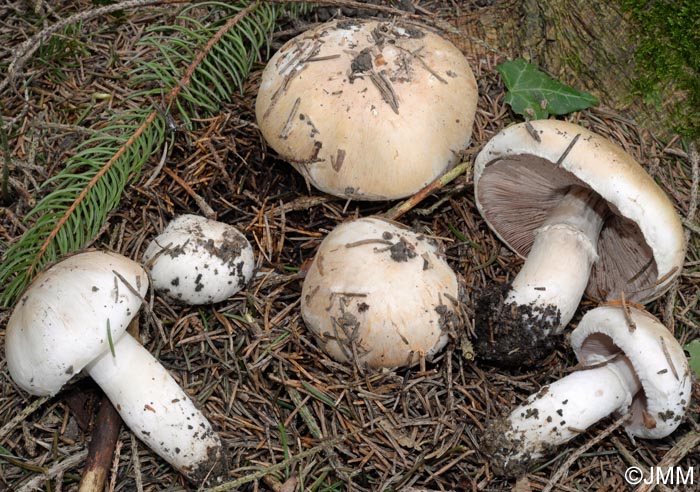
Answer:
[
  {"left": 473, "top": 120, "right": 685, "bottom": 365},
  {"left": 301, "top": 217, "right": 461, "bottom": 369},
  {"left": 143, "top": 214, "right": 255, "bottom": 305},
  {"left": 255, "top": 18, "right": 478, "bottom": 200},
  {"left": 485, "top": 305, "right": 692, "bottom": 477},
  {"left": 5, "top": 251, "right": 226, "bottom": 486}
]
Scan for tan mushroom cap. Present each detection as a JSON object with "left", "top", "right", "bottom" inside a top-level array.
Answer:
[
  {"left": 474, "top": 120, "right": 685, "bottom": 304},
  {"left": 572, "top": 305, "right": 691, "bottom": 439},
  {"left": 256, "top": 19, "right": 478, "bottom": 200},
  {"left": 301, "top": 217, "right": 460, "bottom": 368}
]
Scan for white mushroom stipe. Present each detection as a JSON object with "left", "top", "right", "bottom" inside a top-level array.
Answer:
[
  {"left": 87, "top": 335, "right": 224, "bottom": 480},
  {"left": 5, "top": 251, "right": 226, "bottom": 485},
  {"left": 143, "top": 214, "right": 254, "bottom": 305},
  {"left": 505, "top": 187, "right": 605, "bottom": 331},
  {"left": 301, "top": 217, "right": 461, "bottom": 369},
  {"left": 473, "top": 120, "right": 686, "bottom": 366},
  {"left": 485, "top": 305, "right": 691, "bottom": 477}
]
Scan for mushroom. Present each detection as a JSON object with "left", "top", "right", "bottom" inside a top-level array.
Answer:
[
  {"left": 5, "top": 251, "right": 226, "bottom": 485},
  {"left": 472, "top": 120, "right": 685, "bottom": 365},
  {"left": 485, "top": 305, "right": 692, "bottom": 477},
  {"left": 143, "top": 214, "right": 255, "bottom": 305},
  {"left": 301, "top": 217, "right": 461, "bottom": 369},
  {"left": 255, "top": 18, "right": 478, "bottom": 200}
]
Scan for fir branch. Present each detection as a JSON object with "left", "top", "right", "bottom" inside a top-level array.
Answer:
[{"left": 0, "top": 1, "right": 311, "bottom": 307}]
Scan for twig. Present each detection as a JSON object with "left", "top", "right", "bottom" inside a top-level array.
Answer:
[
  {"left": 2, "top": 0, "right": 190, "bottom": 93},
  {"left": 0, "top": 396, "right": 50, "bottom": 442},
  {"left": 77, "top": 397, "right": 122, "bottom": 492},
  {"left": 542, "top": 413, "right": 629, "bottom": 492},
  {"left": 16, "top": 449, "right": 89, "bottom": 492},
  {"left": 130, "top": 434, "right": 145, "bottom": 492},
  {"left": 163, "top": 167, "right": 216, "bottom": 219},
  {"left": 383, "top": 160, "right": 472, "bottom": 221}
]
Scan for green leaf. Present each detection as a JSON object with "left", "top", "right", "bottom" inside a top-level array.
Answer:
[
  {"left": 497, "top": 58, "right": 599, "bottom": 119},
  {"left": 685, "top": 339, "right": 700, "bottom": 378}
]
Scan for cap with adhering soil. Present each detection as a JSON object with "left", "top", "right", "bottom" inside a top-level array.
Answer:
[
  {"left": 484, "top": 305, "right": 692, "bottom": 477},
  {"left": 255, "top": 18, "right": 478, "bottom": 200},
  {"left": 5, "top": 251, "right": 227, "bottom": 486},
  {"left": 143, "top": 214, "right": 255, "bottom": 305},
  {"left": 472, "top": 120, "right": 686, "bottom": 365},
  {"left": 301, "top": 217, "right": 462, "bottom": 369}
]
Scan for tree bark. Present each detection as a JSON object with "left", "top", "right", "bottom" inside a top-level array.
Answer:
[{"left": 449, "top": 0, "right": 674, "bottom": 137}]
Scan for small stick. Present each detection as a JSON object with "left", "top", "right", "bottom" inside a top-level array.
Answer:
[
  {"left": 163, "top": 167, "right": 216, "bottom": 220},
  {"left": 0, "top": 396, "right": 50, "bottom": 442},
  {"left": 384, "top": 160, "right": 471, "bottom": 221},
  {"left": 555, "top": 133, "right": 581, "bottom": 166},
  {"left": 541, "top": 413, "right": 629, "bottom": 492},
  {"left": 77, "top": 397, "right": 122, "bottom": 492}
]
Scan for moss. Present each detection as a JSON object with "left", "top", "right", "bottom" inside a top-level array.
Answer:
[{"left": 621, "top": 0, "right": 700, "bottom": 139}]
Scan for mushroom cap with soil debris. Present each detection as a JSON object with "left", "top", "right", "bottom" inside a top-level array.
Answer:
[
  {"left": 301, "top": 216, "right": 461, "bottom": 369},
  {"left": 5, "top": 250, "right": 227, "bottom": 485},
  {"left": 255, "top": 18, "right": 478, "bottom": 200},
  {"left": 484, "top": 305, "right": 692, "bottom": 477},
  {"left": 143, "top": 214, "right": 255, "bottom": 305},
  {"left": 472, "top": 120, "right": 686, "bottom": 366}
]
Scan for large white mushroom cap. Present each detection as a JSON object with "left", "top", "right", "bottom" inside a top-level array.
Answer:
[
  {"left": 474, "top": 120, "right": 685, "bottom": 304},
  {"left": 6, "top": 250, "right": 147, "bottom": 395},
  {"left": 5, "top": 251, "right": 227, "bottom": 485},
  {"left": 571, "top": 305, "right": 691, "bottom": 439},
  {"left": 143, "top": 214, "right": 255, "bottom": 305},
  {"left": 256, "top": 18, "right": 478, "bottom": 200},
  {"left": 301, "top": 217, "right": 461, "bottom": 369}
]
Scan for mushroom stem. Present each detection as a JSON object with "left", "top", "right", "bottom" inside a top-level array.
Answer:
[
  {"left": 507, "top": 186, "right": 606, "bottom": 332},
  {"left": 86, "top": 334, "right": 225, "bottom": 485},
  {"left": 489, "top": 354, "right": 641, "bottom": 474}
]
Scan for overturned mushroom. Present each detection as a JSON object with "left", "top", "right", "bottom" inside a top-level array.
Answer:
[
  {"left": 143, "top": 214, "right": 255, "bottom": 305},
  {"left": 485, "top": 305, "right": 692, "bottom": 477},
  {"left": 473, "top": 120, "right": 685, "bottom": 365},
  {"left": 255, "top": 18, "right": 478, "bottom": 200},
  {"left": 301, "top": 217, "right": 461, "bottom": 368},
  {"left": 5, "top": 251, "right": 226, "bottom": 485}
]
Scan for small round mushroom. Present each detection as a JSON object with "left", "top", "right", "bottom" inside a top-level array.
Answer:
[
  {"left": 301, "top": 217, "right": 461, "bottom": 369},
  {"left": 143, "top": 214, "right": 255, "bottom": 305},
  {"left": 472, "top": 120, "right": 685, "bottom": 365},
  {"left": 5, "top": 251, "right": 226, "bottom": 485},
  {"left": 255, "top": 18, "right": 478, "bottom": 200},
  {"left": 485, "top": 305, "right": 692, "bottom": 477}
]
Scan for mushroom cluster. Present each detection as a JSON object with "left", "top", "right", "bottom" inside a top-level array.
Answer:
[
  {"left": 301, "top": 217, "right": 461, "bottom": 369},
  {"left": 472, "top": 120, "right": 685, "bottom": 366},
  {"left": 5, "top": 251, "right": 226, "bottom": 485},
  {"left": 256, "top": 18, "right": 478, "bottom": 200}
]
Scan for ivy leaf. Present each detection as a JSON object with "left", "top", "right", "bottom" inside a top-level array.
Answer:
[
  {"left": 685, "top": 339, "right": 700, "bottom": 378},
  {"left": 497, "top": 58, "right": 599, "bottom": 119}
]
